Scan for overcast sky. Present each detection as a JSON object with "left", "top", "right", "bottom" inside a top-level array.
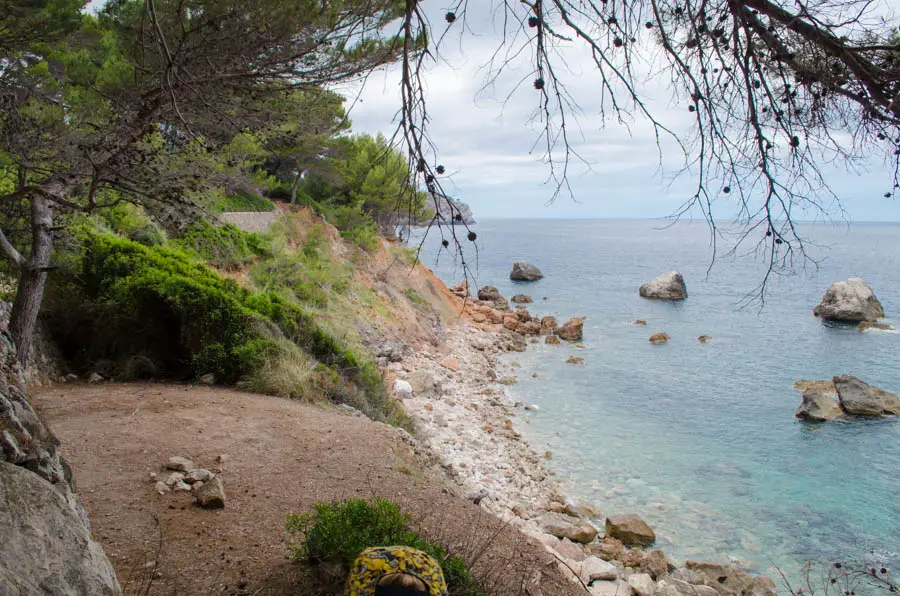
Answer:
[{"left": 338, "top": 2, "right": 900, "bottom": 222}]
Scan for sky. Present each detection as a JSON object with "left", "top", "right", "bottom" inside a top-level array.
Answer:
[{"left": 338, "top": 1, "right": 900, "bottom": 222}]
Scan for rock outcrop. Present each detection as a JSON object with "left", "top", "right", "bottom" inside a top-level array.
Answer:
[
  {"left": 833, "top": 375, "right": 900, "bottom": 416},
  {"left": 0, "top": 461, "right": 121, "bottom": 595},
  {"left": 558, "top": 318, "right": 584, "bottom": 341},
  {"left": 433, "top": 195, "right": 475, "bottom": 225},
  {"left": 813, "top": 278, "right": 884, "bottom": 322},
  {"left": 510, "top": 262, "right": 544, "bottom": 282},
  {"left": 605, "top": 514, "right": 656, "bottom": 546},
  {"left": 794, "top": 391, "right": 843, "bottom": 421},
  {"left": 639, "top": 272, "right": 687, "bottom": 300}
]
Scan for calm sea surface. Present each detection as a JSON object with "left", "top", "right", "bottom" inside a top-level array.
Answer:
[{"left": 412, "top": 219, "right": 900, "bottom": 582}]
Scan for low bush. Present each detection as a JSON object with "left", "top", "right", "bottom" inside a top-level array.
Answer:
[
  {"left": 210, "top": 190, "right": 275, "bottom": 213},
  {"left": 175, "top": 220, "right": 271, "bottom": 269},
  {"left": 285, "top": 499, "right": 481, "bottom": 595},
  {"left": 44, "top": 228, "right": 409, "bottom": 428}
]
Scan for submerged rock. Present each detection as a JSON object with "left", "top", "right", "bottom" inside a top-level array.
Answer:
[
  {"left": 795, "top": 391, "right": 843, "bottom": 421},
  {"left": 0, "top": 462, "right": 121, "bottom": 595},
  {"left": 685, "top": 561, "right": 774, "bottom": 596},
  {"left": 833, "top": 375, "right": 900, "bottom": 416},
  {"left": 813, "top": 278, "right": 884, "bottom": 322},
  {"left": 857, "top": 321, "right": 893, "bottom": 331},
  {"left": 605, "top": 514, "right": 656, "bottom": 546},
  {"left": 545, "top": 335, "right": 561, "bottom": 345},
  {"left": 510, "top": 261, "right": 544, "bottom": 282},
  {"left": 639, "top": 271, "right": 687, "bottom": 300}
]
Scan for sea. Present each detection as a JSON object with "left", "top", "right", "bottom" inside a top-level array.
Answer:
[{"left": 411, "top": 218, "right": 900, "bottom": 586}]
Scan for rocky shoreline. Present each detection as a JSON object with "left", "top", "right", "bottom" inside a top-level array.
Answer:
[{"left": 388, "top": 291, "right": 778, "bottom": 596}]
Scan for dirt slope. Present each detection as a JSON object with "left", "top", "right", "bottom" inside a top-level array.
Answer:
[{"left": 33, "top": 383, "right": 582, "bottom": 596}]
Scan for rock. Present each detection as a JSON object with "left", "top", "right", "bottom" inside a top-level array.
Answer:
[
  {"left": 605, "top": 514, "right": 656, "bottom": 546},
  {"left": 478, "top": 286, "right": 503, "bottom": 301},
  {"left": 524, "top": 404, "right": 541, "bottom": 411},
  {"left": 649, "top": 333, "right": 671, "bottom": 344},
  {"left": 154, "top": 481, "right": 169, "bottom": 495},
  {"left": 517, "top": 321, "right": 542, "bottom": 336},
  {"left": 541, "top": 316, "right": 559, "bottom": 335},
  {"left": 795, "top": 391, "right": 843, "bottom": 421},
  {"left": 793, "top": 379, "right": 836, "bottom": 394},
  {"left": 511, "top": 294, "right": 534, "bottom": 303},
  {"left": 661, "top": 579, "right": 719, "bottom": 596},
  {"left": 433, "top": 196, "right": 475, "bottom": 225},
  {"left": 439, "top": 355, "right": 461, "bottom": 372},
  {"left": 409, "top": 371, "right": 442, "bottom": 398},
  {"left": 449, "top": 280, "right": 469, "bottom": 298},
  {"left": 554, "top": 537, "right": 586, "bottom": 561},
  {"left": 685, "top": 561, "right": 755, "bottom": 596},
  {"left": 545, "top": 335, "right": 561, "bottom": 345},
  {"left": 172, "top": 480, "right": 192, "bottom": 492},
  {"left": 494, "top": 297, "right": 510, "bottom": 311},
  {"left": 516, "top": 309, "right": 533, "bottom": 322},
  {"left": 472, "top": 313, "right": 487, "bottom": 324},
  {"left": 216, "top": 454, "right": 228, "bottom": 464},
  {"left": 628, "top": 573, "right": 657, "bottom": 596},
  {"left": 833, "top": 374, "right": 900, "bottom": 416},
  {"left": 0, "top": 462, "right": 121, "bottom": 595},
  {"left": 192, "top": 481, "right": 204, "bottom": 491},
  {"left": 645, "top": 550, "right": 673, "bottom": 580},
  {"left": 697, "top": 335, "right": 711, "bottom": 343},
  {"left": 393, "top": 379, "right": 413, "bottom": 399},
  {"left": 565, "top": 503, "right": 603, "bottom": 519},
  {"left": 582, "top": 556, "right": 619, "bottom": 583},
  {"left": 164, "top": 472, "right": 185, "bottom": 487},
  {"left": 558, "top": 318, "right": 584, "bottom": 341},
  {"left": 63, "top": 373, "right": 78, "bottom": 383},
  {"left": 538, "top": 512, "right": 599, "bottom": 543},
  {"left": 566, "top": 356, "right": 585, "bottom": 365},
  {"left": 587, "top": 536, "right": 625, "bottom": 561},
  {"left": 639, "top": 272, "right": 687, "bottom": 300},
  {"left": 813, "top": 278, "right": 884, "bottom": 322},
  {"left": 498, "top": 331, "right": 527, "bottom": 352},
  {"left": 184, "top": 469, "right": 214, "bottom": 484},
  {"left": 591, "top": 580, "right": 634, "bottom": 596},
  {"left": 194, "top": 476, "right": 226, "bottom": 509},
  {"left": 166, "top": 456, "right": 194, "bottom": 472},
  {"left": 488, "top": 309, "right": 504, "bottom": 324},
  {"left": 751, "top": 576, "right": 777, "bottom": 596},
  {"left": 622, "top": 549, "right": 649, "bottom": 569},
  {"left": 88, "top": 372, "right": 104, "bottom": 383},
  {"left": 510, "top": 261, "right": 544, "bottom": 281},
  {"left": 633, "top": 320, "right": 647, "bottom": 326},
  {"left": 198, "top": 373, "right": 215, "bottom": 385},
  {"left": 857, "top": 321, "right": 893, "bottom": 331},
  {"left": 502, "top": 315, "right": 519, "bottom": 331}
]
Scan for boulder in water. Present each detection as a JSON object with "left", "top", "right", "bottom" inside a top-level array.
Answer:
[
  {"left": 510, "top": 261, "right": 544, "bottom": 282},
  {"left": 540, "top": 316, "right": 558, "bottom": 335},
  {"left": 511, "top": 294, "right": 533, "bottom": 303},
  {"left": 545, "top": 335, "right": 561, "bottom": 345},
  {"left": 795, "top": 391, "right": 843, "bottom": 421},
  {"left": 639, "top": 271, "right": 687, "bottom": 300},
  {"left": 833, "top": 375, "right": 900, "bottom": 416},
  {"left": 649, "top": 332, "right": 670, "bottom": 344},
  {"left": 558, "top": 318, "right": 584, "bottom": 341},
  {"left": 813, "top": 278, "right": 884, "bottom": 322}
]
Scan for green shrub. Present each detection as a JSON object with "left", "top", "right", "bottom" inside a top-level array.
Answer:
[
  {"left": 175, "top": 220, "right": 271, "bottom": 269},
  {"left": 285, "top": 499, "right": 481, "bottom": 595},
  {"left": 211, "top": 190, "right": 276, "bottom": 213},
  {"left": 100, "top": 203, "right": 167, "bottom": 246},
  {"left": 45, "top": 228, "right": 409, "bottom": 428}
]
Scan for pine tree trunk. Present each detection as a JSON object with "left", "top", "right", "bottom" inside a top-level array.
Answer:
[{"left": 9, "top": 194, "right": 53, "bottom": 366}]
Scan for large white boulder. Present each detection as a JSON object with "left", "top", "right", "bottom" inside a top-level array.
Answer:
[
  {"left": 639, "top": 272, "right": 687, "bottom": 300},
  {"left": 813, "top": 278, "right": 884, "bottom": 322}
]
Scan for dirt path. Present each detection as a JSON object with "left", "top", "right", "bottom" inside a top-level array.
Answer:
[{"left": 33, "top": 383, "right": 581, "bottom": 596}]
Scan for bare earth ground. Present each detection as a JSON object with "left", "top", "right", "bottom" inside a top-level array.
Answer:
[{"left": 33, "top": 383, "right": 582, "bottom": 596}]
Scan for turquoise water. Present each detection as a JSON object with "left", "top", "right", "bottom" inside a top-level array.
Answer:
[{"left": 413, "top": 219, "right": 900, "bottom": 581}]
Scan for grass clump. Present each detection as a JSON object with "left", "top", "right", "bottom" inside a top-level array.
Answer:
[{"left": 285, "top": 498, "right": 481, "bottom": 595}]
